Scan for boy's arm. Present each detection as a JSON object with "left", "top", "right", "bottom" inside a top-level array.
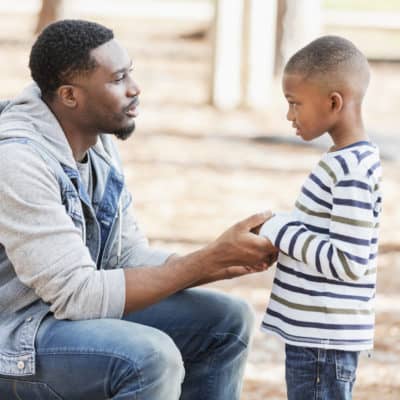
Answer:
[{"left": 260, "top": 173, "right": 381, "bottom": 282}]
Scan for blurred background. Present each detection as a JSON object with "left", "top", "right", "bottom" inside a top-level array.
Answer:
[{"left": 0, "top": 0, "right": 399, "bottom": 398}]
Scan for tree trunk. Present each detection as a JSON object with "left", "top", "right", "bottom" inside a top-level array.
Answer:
[{"left": 35, "top": 0, "right": 63, "bottom": 34}]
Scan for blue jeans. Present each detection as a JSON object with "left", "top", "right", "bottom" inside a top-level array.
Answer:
[
  {"left": 285, "top": 344, "right": 359, "bottom": 400},
  {"left": 0, "top": 288, "right": 254, "bottom": 399}
]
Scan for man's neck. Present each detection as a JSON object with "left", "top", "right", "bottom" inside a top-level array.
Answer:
[
  {"left": 62, "top": 126, "right": 97, "bottom": 162},
  {"left": 46, "top": 99, "right": 97, "bottom": 162}
]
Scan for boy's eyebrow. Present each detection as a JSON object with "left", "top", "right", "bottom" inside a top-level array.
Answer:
[{"left": 111, "top": 60, "right": 133, "bottom": 76}]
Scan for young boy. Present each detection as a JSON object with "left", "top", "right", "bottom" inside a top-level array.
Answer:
[{"left": 259, "top": 36, "right": 382, "bottom": 399}]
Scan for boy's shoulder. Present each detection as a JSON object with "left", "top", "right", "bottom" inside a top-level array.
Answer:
[{"left": 320, "top": 141, "right": 381, "bottom": 184}]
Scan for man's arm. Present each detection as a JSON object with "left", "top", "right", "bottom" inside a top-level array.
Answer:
[
  {"left": 0, "top": 144, "right": 275, "bottom": 319},
  {"left": 123, "top": 212, "right": 277, "bottom": 314}
]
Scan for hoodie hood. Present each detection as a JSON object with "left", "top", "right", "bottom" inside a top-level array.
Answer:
[{"left": 0, "top": 83, "right": 119, "bottom": 171}]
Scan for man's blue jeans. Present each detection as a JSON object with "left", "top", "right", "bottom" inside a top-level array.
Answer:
[
  {"left": 0, "top": 288, "right": 254, "bottom": 399},
  {"left": 285, "top": 344, "right": 360, "bottom": 400}
]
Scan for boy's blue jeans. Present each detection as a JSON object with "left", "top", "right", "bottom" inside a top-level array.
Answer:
[
  {"left": 0, "top": 288, "right": 254, "bottom": 399},
  {"left": 285, "top": 344, "right": 360, "bottom": 400}
]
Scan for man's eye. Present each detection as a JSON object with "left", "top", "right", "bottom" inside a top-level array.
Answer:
[{"left": 115, "top": 68, "right": 133, "bottom": 83}]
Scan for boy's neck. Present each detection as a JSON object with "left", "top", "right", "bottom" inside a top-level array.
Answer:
[{"left": 328, "top": 113, "right": 368, "bottom": 152}]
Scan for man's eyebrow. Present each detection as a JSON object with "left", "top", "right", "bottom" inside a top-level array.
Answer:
[{"left": 112, "top": 60, "right": 133, "bottom": 75}]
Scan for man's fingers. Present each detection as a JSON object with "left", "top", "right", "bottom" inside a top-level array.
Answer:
[
  {"left": 237, "top": 211, "right": 273, "bottom": 231},
  {"left": 224, "top": 266, "right": 252, "bottom": 279}
]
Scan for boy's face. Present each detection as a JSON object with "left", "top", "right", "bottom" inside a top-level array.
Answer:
[{"left": 282, "top": 73, "right": 335, "bottom": 141}]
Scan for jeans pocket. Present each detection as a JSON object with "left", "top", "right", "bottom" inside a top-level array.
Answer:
[
  {"left": 335, "top": 350, "right": 359, "bottom": 382},
  {"left": 0, "top": 377, "right": 63, "bottom": 400}
]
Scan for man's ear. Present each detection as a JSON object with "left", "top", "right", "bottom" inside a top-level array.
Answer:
[
  {"left": 330, "top": 92, "right": 343, "bottom": 113},
  {"left": 57, "top": 85, "right": 78, "bottom": 108}
]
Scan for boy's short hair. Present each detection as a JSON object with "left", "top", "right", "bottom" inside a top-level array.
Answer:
[
  {"left": 284, "top": 35, "right": 370, "bottom": 98},
  {"left": 29, "top": 19, "right": 114, "bottom": 99}
]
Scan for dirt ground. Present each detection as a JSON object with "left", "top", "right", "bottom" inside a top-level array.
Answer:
[{"left": 1, "top": 10, "right": 399, "bottom": 399}]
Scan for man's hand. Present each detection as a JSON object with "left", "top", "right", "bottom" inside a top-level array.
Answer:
[{"left": 200, "top": 212, "right": 278, "bottom": 279}]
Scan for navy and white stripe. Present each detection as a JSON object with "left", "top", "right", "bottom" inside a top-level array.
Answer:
[{"left": 260, "top": 141, "right": 382, "bottom": 351}]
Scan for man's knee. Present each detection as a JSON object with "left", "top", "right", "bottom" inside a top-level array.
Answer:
[
  {"left": 138, "top": 330, "right": 185, "bottom": 381},
  {"left": 221, "top": 295, "right": 255, "bottom": 346},
  {"left": 119, "top": 329, "right": 185, "bottom": 397},
  {"left": 193, "top": 289, "right": 255, "bottom": 346}
]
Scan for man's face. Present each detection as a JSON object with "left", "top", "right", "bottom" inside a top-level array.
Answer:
[
  {"left": 282, "top": 73, "right": 334, "bottom": 142},
  {"left": 73, "top": 39, "right": 140, "bottom": 140}
]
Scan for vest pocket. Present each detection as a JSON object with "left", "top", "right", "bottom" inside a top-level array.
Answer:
[{"left": 62, "top": 190, "right": 84, "bottom": 229}]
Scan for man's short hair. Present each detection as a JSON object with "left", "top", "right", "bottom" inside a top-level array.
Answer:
[{"left": 29, "top": 19, "right": 114, "bottom": 98}]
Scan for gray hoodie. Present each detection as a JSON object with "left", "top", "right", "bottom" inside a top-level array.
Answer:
[{"left": 0, "top": 84, "right": 171, "bottom": 376}]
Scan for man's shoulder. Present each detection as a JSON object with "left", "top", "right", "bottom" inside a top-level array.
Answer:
[
  {"left": 0, "top": 138, "right": 44, "bottom": 163},
  {"left": 0, "top": 139, "right": 57, "bottom": 184}
]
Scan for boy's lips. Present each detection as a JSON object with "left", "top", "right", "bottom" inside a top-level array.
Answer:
[{"left": 292, "top": 123, "right": 300, "bottom": 135}]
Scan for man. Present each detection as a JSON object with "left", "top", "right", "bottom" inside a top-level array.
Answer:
[{"left": 0, "top": 20, "right": 276, "bottom": 399}]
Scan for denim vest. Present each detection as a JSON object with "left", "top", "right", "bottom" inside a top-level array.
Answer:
[{"left": 0, "top": 136, "right": 130, "bottom": 376}]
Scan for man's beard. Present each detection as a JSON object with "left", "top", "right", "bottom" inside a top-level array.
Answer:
[{"left": 113, "top": 121, "right": 136, "bottom": 140}]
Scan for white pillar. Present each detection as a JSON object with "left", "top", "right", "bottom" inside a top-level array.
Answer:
[
  {"left": 244, "top": 0, "right": 277, "bottom": 108},
  {"left": 281, "top": 0, "right": 322, "bottom": 64},
  {"left": 211, "top": 0, "right": 244, "bottom": 110}
]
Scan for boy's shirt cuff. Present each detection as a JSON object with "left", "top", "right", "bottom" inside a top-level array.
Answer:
[{"left": 259, "top": 212, "right": 294, "bottom": 245}]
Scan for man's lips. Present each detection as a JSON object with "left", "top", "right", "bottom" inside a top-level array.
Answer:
[{"left": 125, "top": 98, "right": 140, "bottom": 117}]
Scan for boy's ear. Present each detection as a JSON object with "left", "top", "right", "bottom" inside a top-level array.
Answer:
[{"left": 330, "top": 92, "right": 343, "bottom": 113}]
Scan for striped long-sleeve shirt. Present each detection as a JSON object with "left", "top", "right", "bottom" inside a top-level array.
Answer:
[{"left": 259, "top": 141, "right": 382, "bottom": 350}]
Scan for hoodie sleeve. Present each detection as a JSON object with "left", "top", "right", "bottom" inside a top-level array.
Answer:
[{"left": 0, "top": 143, "right": 125, "bottom": 320}]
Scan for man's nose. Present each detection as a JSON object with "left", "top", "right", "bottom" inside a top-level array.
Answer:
[{"left": 127, "top": 78, "right": 140, "bottom": 97}]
